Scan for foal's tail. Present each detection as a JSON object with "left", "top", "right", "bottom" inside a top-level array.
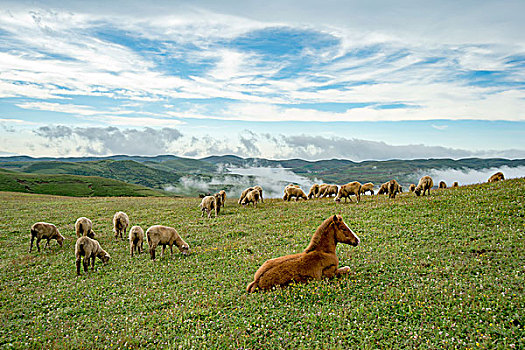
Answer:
[{"left": 246, "top": 280, "right": 258, "bottom": 293}]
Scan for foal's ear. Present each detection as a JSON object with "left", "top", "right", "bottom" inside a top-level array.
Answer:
[{"left": 332, "top": 214, "right": 339, "bottom": 222}]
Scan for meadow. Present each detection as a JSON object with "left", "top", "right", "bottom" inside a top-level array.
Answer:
[{"left": 0, "top": 179, "right": 523, "bottom": 349}]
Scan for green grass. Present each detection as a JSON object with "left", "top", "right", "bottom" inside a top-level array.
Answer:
[
  {"left": 0, "top": 179, "right": 523, "bottom": 348},
  {"left": 0, "top": 169, "right": 166, "bottom": 197}
]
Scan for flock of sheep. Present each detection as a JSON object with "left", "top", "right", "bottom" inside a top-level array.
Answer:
[
  {"left": 29, "top": 212, "right": 189, "bottom": 275},
  {"left": 28, "top": 171, "right": 506, "bottom": 277}
]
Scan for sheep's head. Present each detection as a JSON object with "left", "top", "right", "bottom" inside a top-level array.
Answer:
[
  {"left": 179, "top": 243, "right": 190, "bottom": 255},
  {"left": 56, "top": 234, "right": 64, "bottom": 247},
  {"left": 100, "top": 252, "right": 111, "bottom": 264},
  {"left": 414, "top": 188, "right": 421, "bottom": 196}
]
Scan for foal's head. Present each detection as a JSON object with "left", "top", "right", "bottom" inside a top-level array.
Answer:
[{"left": 332, "top": 215, "right": 360, "bottom": 246}]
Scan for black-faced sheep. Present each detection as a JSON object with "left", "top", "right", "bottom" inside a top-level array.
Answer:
[
  {"left": 452, "top": 182, "right": 459, "bottom": 188},
  {"left": 439, "top": 181, "right": 447, "bottom": 189},
  {"left": 75, "top": 236, "right": 110, "bottom": 275},
  {"left": 388, "top": 179, "right": 402, "bottom": 199},
  {"left": 200, "top": 195, "right": 220, "bottom": 218},
  {"left": 360, "top": 182, "right": 375, "bottom": 195},
  {"left": 113, "top": 211, "right": 129, "bottom": 240},
  {"left": 414, "top": 176, "right": 434, "bottom": 196},
  {"left": 409, "top": 184, "right": 416, "bottom": 192},
  {"left": 488, "top": 172, "right": 504, "bottom": 183},
  {"left": 283, "top": 185, "right": 308, "bottom": 201},
  {"left": 129, "top": 225, "right": 144, "bottom": 257},
  {"left": 146, "top": 225, "right": 189, "bottom": 260},
  {"left": 308, "top": 184, "right": 320, "bottom": 199},
  {"left": 335, "top": 181, "right": 361, "bottom": 203},
  {"left": 377, "top": 182, "right": 389, "bottom": 195},
  {"left": 29, "top": 222, "right": 64, "bottom": 252},
  {"left": 319, "top": 184, "right": 338, "bottom": 198},
  {"left": 75, "top": 217, "right": 95, "bottom": 238},
  {"left": 239, "top": 187, "right": 261, "bottom": 204},
  {"left": 241, "top": 188, "right": 261, "bottom": 207}
]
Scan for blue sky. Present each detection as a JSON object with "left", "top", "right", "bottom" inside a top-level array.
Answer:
[{"left": 0, "top": 0, "right": 524, "bottom": 160}]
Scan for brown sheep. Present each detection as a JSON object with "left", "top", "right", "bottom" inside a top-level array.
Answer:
[
  {"left": 129, "top": 225, "right": 144, "bottom": 257},
  {"left": 254, "top": 185, "right": 264, "bottom": 203},
  {"left": 414, "top": 176, "right": 434, "bottom": 196},
  {"left": 113, "top": 211, "right": 129, "bottom": 240},
  {"left": 388, "top": 179, "right": 402, "bottom": 199},
  {"left": 246, "top": 215, "right": 360, "bottom": 292},
  {"left": 29, "top": 222, "right": 64, "bottom": 252},
  {"left": 241, "top": 188, "right": 261, "bottom": 207},
  {"left": 308, "top": 183, "right": 320, "bottom": 199},
  {"left": 75, "top": 236, "right": 110, "bottom": 276},
  {"left": 200, "top": 195, "right": 220, "bottom": 218},
  {"left": 335, "top": 181, "right": 361, "bottom": 203},
  {"left": 318, "top": 184, "right": 338, "bottom": 198},
  {"left": 377, "top": 182, "right": 389, "bottom": 195},
  {"left": 75, "top": 217, "right": 95, "bottom": 238},
  {"left": 409, "top": 184, "right": 416, "bottom": 192},
  {"left": 217, "top": 190, "right": 227, "bottom": 208},
  {"left": 360, "top": 182, "right": 375, "bottom": 195},
  {"left": 283, "top": 185, "right": 308, "bottom": 201},
  {"left": 146, "top": 225, "right": 189, "bottom": 260},
  {"left": 452, "top": 182, "right": 459, "bottom": 188},
  {"left": 488, "top": 172, "right": 504, "bottom": 183},
  {"left": 438, "top": 181, "right": 447, "bottom": 189}
]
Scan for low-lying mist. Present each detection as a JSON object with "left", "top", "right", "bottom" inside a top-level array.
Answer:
[{"left": 164, "top": 166, "right": 322, "bottom": 198}]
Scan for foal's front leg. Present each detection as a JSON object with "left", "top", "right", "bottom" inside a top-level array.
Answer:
[{"left": 322, "top": 265, "right": 351, "bottom": 278}]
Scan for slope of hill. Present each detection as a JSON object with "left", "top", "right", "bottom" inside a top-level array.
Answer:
[
  {"left": 0, "top": 169, "right": 166, "bottom": 197},
  {"left": 0, "top": 178, "right": 523, "bottom": 347}
]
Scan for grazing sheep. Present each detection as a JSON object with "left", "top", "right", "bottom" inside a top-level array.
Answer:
[
  {"left": 409, "top": 184, "right": 416, "bottom": 192},
  {"left": 318, "top": 184, "right": 338, "bottom": 198},
  {"left": 239, "top": 186, "right": 262, "bottom": 204},
  {"left": 200, "top": 195, "right": 220, "bottom": 218},
  {"left": 29, "top": 222, "right": 64, "bottom": 253},
  {"left": 388, "top": 179, "right": 402, "bottom": 199},
  {"left": 113, "top": 211, "right": 129, "bottom": 240},
  {"left": 75, "top": 236, "right": 110, "bottom": 276},
  {"left": 360, "top": 182, "right": 375, "bottom": 195},
  {"left": 452, "top": 182, "right": 459, "bottom": 188},
  {"left": 335, "top": 181, "right": 361, "bottom": 203},
  {"left": 439, "top": 181, "right": 447, "bottom": 189},
  {"left": 377, "top": 182, "right": 389, "bottom": 195},
  {"left": 414, "top": 176, "right": 434, "bottom": 196},
  {"left": 488, "top": 172, "right": 505, "bottom": 183},
  {"left": 217, "top": 190, "right": 227, "bottom": 208},
  {"left": 146, "top": 225, "right": 189, "bottom": 260},
  {"left": 283, "top": 185, "right": 308, "bottom": 201},
  {"left": 75, "top": 217, "right": 95, "bottom": 238},
  {"left": 254, "top": 185, "right": 264, "bottom": 203},
  {"left": 308, "top": 184, "right": 320, "bottom": 199},
  {"left": 129, "top": 225, "right": 144, "bottom": 257},
  {"left": 241, "top": 188, "right": 261, "bottom": 207}
]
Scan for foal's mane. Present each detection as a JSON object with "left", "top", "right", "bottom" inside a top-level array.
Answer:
[{"left": 303, "top": 215, "right": 337, "bottom": 253}]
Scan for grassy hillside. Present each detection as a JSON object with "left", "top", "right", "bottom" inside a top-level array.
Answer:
[
  {"left": 0, "top": 169, "right": 166, "bottom": 197},
  {"left": 0, "top": 179, "right": 523, "bottom": 348},
  {"left": 0, "top": 160, "right": 182, "bottom": 190}
]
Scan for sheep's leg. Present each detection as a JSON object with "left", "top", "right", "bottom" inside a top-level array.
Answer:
[
  {"left": 76, "top": 258, "right": 82, "bottom": 275},
  {"left": 91, "top": 256, "right": 95, "bottom": 271},
  {"left": 130, "top": 242, "right": 134, "bottom": 257},
  {"left": 36, "top": 238, "right": 41, "bottom": 252},
  {"left": 29, "top": 236, "right": 35, "bottom": 252},
  {"left": 83, "top": 257, "right": 89, "bottom": 272},
  {"left": 169, "top": 245, "right": 174, "bottom": 257},
  {"left": 207, "top": 209, "right": 212, "bottom": 219},
  {"left": 161, "top": 245, "right": 165, "bottom": 258},
  {"left": 45, "top": 239, "right": 50, "bottom": 249},
  {"left": 149, "top": 245, "right": 156, "bottom": 260}
]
